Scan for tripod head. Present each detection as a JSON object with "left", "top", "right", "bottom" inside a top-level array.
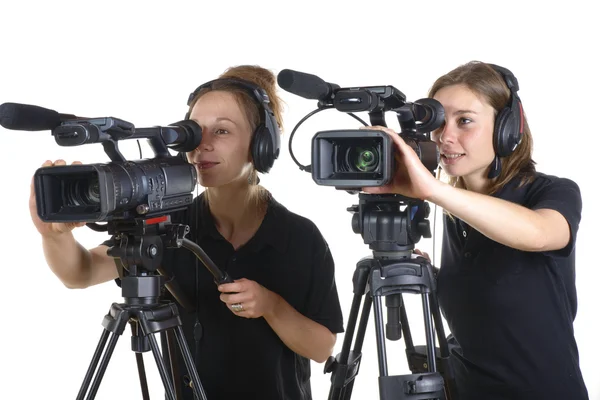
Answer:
[
  {"left": 101, "top": 215, "right": 183, "bottom": 305},
  {"left": 95, "top": 214, "right": 233, "bottom": 307},
  {"left": 348, "top": 193, "right": 432, "bottom": 259}
]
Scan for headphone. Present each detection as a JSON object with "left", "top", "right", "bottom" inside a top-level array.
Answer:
[
  {"left": 184, "top": 78, "right": 280, "bottom": 174},
  {"left": 488, "top": 64, "right": 524, "bottom": 158}
]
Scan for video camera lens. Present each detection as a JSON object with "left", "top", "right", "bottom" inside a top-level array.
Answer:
[
  {"left": 68, "top": 177, "right": 101, "bottom": 206},
  {"left": 312, "top": 129, "right": 394, "bottom": 189},
  {"left": 347, "top": 146, "right": 380, "bottom": 173}
]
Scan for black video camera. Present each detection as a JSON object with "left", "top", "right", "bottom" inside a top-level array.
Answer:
[
  {"left": 278, "top": 70, "right": 445, "bottom": 190},
  {"left": 0, "top": 102, "right": 202, "bottom": 223}
]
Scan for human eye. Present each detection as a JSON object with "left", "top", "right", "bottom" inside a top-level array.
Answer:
[
  {"left": 458, "top": 117, "right": 472, "bottom": 126},
  {"left": 214, "top": 128, "right": 229, "bottom": 135}
]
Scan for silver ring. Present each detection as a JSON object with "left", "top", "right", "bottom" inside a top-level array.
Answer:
[{"left": 231, "top": 303, "right": 244, "bottom": 313}]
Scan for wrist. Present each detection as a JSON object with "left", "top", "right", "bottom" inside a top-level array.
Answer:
[
  {"left": 41, "top": 230, "right": 73, "bottom": 243},
  {"left": 264, "top": 290, "right": 283, "bottom": 319},
  {"left": 424, "top": 178, "right": 449, "bottom": 203}
]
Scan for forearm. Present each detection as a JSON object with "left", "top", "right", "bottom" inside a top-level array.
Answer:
[
  {"left": 264, "top": 293, "right": 336, "bottom": 363},
  {"left": 429, "top": 184, "right": 550, "bottom": 251},
  {"left": 42, "top": 232, "right": 94, "bottom": 288}
]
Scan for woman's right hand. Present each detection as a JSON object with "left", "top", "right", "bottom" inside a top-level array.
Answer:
[
  {"left": 360, "top": 126, "right": 444, "bottom": 201},
  {"left": 30, "top": 160, "right": 86, "bottom": 237}
]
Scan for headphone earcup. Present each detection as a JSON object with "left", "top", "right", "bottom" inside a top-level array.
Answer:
[
  {"left": 493, "top": 107, "right": 520, "bottom": 157},
  {"left": 251, "top": 125, "right": 274, "bottom": 174}
]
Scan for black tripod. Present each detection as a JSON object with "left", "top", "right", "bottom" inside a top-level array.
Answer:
[
  {"left": 324, "top": 194, "right": 458, "bottom": 400},
  {"left": 76, "top": 215, "right": 232, "bottom": 400}
]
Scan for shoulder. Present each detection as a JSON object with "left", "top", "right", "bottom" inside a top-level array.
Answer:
[
  {"left": 269, "top": 197, "right": 321, "bottom": 235},
  {"left": 524, "top": 172, "right": 581, "bottom": 203},
  {"left": 269, "top": 196, "right": 328, "bottom": 246},
  {"left": 528, "top": 172, "right": 579, "bottom": 191},
  {"left": 497, "top": 172, "right": 580, "bottom": 205},
  {"left": 516, "top": 173, "right": 583, "bottom": 234}
]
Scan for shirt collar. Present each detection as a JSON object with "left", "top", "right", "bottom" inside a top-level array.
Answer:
[{"left": 193, "top": 192, "right": 289, "bottom": 253}]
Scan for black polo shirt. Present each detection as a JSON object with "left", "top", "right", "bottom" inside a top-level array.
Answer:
[
  {"left": 436, "top": 172, "right": 588, "bottom": 399},
  {"left": 106, "top": 192, "right": 344, "bottom": 400}
]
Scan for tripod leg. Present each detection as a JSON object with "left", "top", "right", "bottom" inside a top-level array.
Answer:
[
  {"left": 430, "top": 292, "right": 447, "bottom": 356},
  {"left": 421, "top": 292, "right": 437, "bottom": 372},
  {"left": 335, "top": 294, "right": 373, "bottom": 400},
  {"left": 76, "top": 330, "right": 110, "bottom": 400},
  {"left": 84, "top": 331, "right": 122, "bottom": 400},
  {"left": 429, "top": 292, "right": 458, "bottom": 400},
  {"left": 174, "top": 325, "right": 207, "bottom": 400},
  {"left": 145, "top": 333, "right": 178, "bottom": 400},
  {"left": 328, "top": 261, "right": 372, "bottom": 400},
  {"left": 164, "top": 330, "right": 183, "bottom": 400}
]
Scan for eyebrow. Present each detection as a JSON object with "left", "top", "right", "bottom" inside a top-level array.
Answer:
[
  {"left": 215, "top": 117, "right": 238, "bottom": 126},
  {"left": 452, "top": 109, "right": 478, "bottom": 116}
]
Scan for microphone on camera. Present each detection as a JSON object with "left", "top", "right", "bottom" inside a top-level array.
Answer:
[
  {"left": 0, "top": 102, "right": 78, "bottom": 131},
  {"left": 277, "top": 69, "right": 340, "bottom": 101}
]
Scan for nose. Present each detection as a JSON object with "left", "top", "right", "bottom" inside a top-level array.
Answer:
[
  {"left": 194, "top": 132, "right": 214, "bottom": 152},
  {"left": 435, "top": 121, "right": 457, "bottom": 145}
]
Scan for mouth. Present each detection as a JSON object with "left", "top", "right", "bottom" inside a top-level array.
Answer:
[
  {"left": 441, "top": 153, "right": 466, "bottom": 164},
  {"left": 195, "top": 162, "right": 220, "bottom": 170}
]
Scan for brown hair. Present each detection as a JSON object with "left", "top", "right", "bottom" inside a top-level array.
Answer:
[
  {"left": 428, "top": 61, "right": 536, "bottom": 195},
  {"left": 188, "top": 65, "right": 284, "bottom": 211}
]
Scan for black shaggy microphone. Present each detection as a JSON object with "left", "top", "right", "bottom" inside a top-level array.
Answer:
[
  {"left": 277, "top": 69, "right": 340, "bottom": 101},
  {"left": 0, "top": 102, "right": 77, "bottom": 131}
]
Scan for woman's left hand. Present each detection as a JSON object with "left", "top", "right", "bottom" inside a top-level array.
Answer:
[
  {"left": 361, "top": 126, "right": 443, "bottom": 200},
  {"left": 218, "top": 278, "right": 279, "bottom": 319}
]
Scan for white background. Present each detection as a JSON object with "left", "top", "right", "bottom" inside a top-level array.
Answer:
[{"left": 0, "top": 1, "right": 598, "bottom": 399}]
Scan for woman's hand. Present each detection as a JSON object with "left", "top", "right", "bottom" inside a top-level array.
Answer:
[
  {"left": 30, "top": 160, "right": 86, "bottom": 237},
  {"left": 360, "top": 126, "right": 443, "bottom": 200},
  {"left": 218, "top": 278, "right": 280, "bottom": 319}
]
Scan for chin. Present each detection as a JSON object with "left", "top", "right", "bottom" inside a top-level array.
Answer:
[
  {"left": 198, "top": 174, "right": 246, "bottom": 189},
  {"left": 197, "top": 176, "right": 221, "bottom": 188},
  {"left": 440, "top": 164, "right": 460, "bottom": 178}
]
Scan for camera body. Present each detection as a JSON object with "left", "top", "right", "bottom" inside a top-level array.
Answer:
[
  {"left": 34, "top": 157, "right": 197, "bottom": 223},
  {"left": 309, "top": 86, "right": 444, "bottom": 190},
  {"left": 32, "top": 115, "right": 202, "bottom": 223},
  {"left": 311, "top": 128, "right": 440, "bottom": 190}
]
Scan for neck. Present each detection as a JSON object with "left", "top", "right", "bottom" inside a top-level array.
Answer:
[
  {"left": 461, "top": 170, "right": 490, "bottom": 194},
  {"left": 204, "top": 180, "right": 266, "bottom": 241}
]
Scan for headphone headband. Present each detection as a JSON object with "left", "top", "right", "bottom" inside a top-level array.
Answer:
[
  {"left": 185, "top": 77, "right": 280, "bottom": 173},
  {"left": 488, "top": 63, "right": 520, "bottom": 93},
  {"left": 187, "top": 78, "right": 270, "bottom": 110}
]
